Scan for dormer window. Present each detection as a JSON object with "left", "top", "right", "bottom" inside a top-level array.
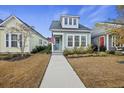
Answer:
[
  {"left": 64, "top": 18, "right": 68, "bottom": 25},
  {"left": 61, "top": 15, "right": 79, "bottom": 28},
  {"left": 69, "top": 18, "right": 72, "bottom": 25},
  {"left": 74, "top": 19, "right": 77, "bottom": 25}
]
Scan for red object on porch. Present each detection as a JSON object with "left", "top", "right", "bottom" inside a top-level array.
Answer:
[
  {"left": 99, "top": 36, "right": 105, "bottom": 47},
  {"left": 51, "top": 34, "right": 55, "bottom": 45}
]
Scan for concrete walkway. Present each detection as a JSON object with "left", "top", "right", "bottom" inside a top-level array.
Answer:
[{"left": 40, "top": 54, "right": 85, "bottom": 88}]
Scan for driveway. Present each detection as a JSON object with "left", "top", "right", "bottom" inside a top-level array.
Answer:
[{"left": 40, "top": 54, "right": 85, "bottom": 88}]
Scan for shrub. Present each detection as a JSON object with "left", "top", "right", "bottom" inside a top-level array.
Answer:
[
  {"left": 100, "top": 46, "right": 106, "bottom": 52},
  {"left": 31, "top": 44, "right": 51, "bottom": 54},
  {"left": 106, "top": 50, "right": 115, "bottom": 54},
  {"left": 63, "top": 48, "right": 74, "bottom": 56},
  {"left": 115, "top": 51, "right": 123, "bottom": 56},
  {"left": 85, "top": 45, "right": 94, "bottom": 53}
]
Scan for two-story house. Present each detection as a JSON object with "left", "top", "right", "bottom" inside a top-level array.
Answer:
[{"left": 50, "top": 15, "right": 91, "bottom": 53}]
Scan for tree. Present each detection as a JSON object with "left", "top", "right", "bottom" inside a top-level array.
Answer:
[
  {"left": 110, "top": 27, "right": 124, "bottom": 46},
  {"left": 7, "top": 23, "right": 31, "bottom": 56}
]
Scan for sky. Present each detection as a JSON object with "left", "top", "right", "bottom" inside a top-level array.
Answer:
[{"left": 0, "top": 5, "right": 118, "bottom": 37}]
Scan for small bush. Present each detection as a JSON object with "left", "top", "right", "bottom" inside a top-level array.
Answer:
[
  {"left": 31, "top": 44, "right": 51, "bottom": 54},
  {"left": 115, "top": 51, "right": 123, "bottom": 56},
  {"left": 63, "top": 48, "right": 74, "bottom": 56},
  {"left": 85, "top": 45, "right": 94, "bottom": 53}
]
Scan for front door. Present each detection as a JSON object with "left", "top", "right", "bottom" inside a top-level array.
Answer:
[
  {"left": 99, "top": 36, "right": 105, "bottom": 47},
  {"left": 54, "top": 36, "right": 62, "bottom": 51}
]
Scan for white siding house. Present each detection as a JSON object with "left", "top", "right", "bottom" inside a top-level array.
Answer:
[
  {"left": 0, "top": 15, "right": 48, "bottom": 53},
  {"left": 50, "top": 15, "right": 91, "bottom": 53}
]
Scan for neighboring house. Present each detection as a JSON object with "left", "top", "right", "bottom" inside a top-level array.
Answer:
[
  {"left": 0, "top": 15, "right": 48, "bottom": 53},
  {"left": 50, "top": 15, "right": 91, "bottom": 53},
  {"left": 92, "top": 22, "right": 124, "bottom": 51}
]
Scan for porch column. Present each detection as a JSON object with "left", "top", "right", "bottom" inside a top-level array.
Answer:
[
  {"left": 106, "top": 34, "right": 109, "bottom": 51},
  {"left": 52, "top": 43, "right": 54, "bottom": 53}
]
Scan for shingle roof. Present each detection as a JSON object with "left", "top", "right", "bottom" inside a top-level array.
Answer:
[
  {"left": 50, "top": 21, "right": 91, "bottom": 31},
  {"left": 0, "top": 15, "right": 47, "bottom": 40}
]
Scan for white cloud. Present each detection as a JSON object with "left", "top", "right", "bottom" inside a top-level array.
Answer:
[
  {"left": 87, "top": 6, "right": 111, "bottom": 20},
  {"left": 78, "top": 6, "right": 96, "bottom": 15},
  {"left": 53, "top": 9, "right": 68, "bottom": 19}
]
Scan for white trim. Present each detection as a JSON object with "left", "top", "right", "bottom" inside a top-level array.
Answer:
[
  {"left": 67, "top": 34, "right": 74, "bottom": 48},
  {"left": 66, "top": 34, "right": 88, "bottom": 48},
  {"left": 52, "top": 32, "right": 64, "bottom": 52},
  {"left": 51, "top": 29, "right": 91, "bottom": 32},
  {"left": 106, "top": 34, "right": 109, "bottom": 50},
  {"left": 81, "top": 35, "right": 88, "bottom": 48}
]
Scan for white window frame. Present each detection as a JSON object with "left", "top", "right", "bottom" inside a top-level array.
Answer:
[
  {"left": 73, "top": 18, "right": 77, "bottom": 25},
  {"left": 6, "top": 33, "right": 9, "bottom": 47},
  {"left": 39, "top": 39, "right": 42, "bottom": 45},
  {"left": 112, "top": 35, "right": 116, "bottom": 47},
  {"left": 5, "top": 33, "right": 22, "bottom": 48},
  {"left": 67, "top": 35, "right": 74, "bottom": 48},
  {"left": 67, "top": 34, "right": 88, "bottom": 48},
  {"left": 11, "top": 34, "right": 18, "bottom": 48},
  {"left": 80, "top": 35, "right": 87, "bottom": 48},
  {"left": 64, "top": 17, "right": 68, "bottom": 25},
  {"left": 74, "top": 35, "right": 80, "bottom": 47},
  {"left": 69, "top": 18, "right": 72, "bottom": 25}
]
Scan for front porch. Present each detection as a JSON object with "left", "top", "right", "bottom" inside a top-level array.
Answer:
[{"left": 52, "top": 34, "right": 64, "bottom": 53}]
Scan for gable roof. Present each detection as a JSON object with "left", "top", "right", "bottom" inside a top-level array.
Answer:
[
  {"left": 0, "top": 15, "right": 47, "bottom": 40},
  {"left": 50, "top": 20, "right": 91, "bottom": 31}
]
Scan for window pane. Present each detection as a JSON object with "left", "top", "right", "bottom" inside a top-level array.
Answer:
[
  {"left": 75, "top": 36, "right": 79, "bottom": 47},
  {"left": 81, "top": 36, "right": 86, "bottom": 47},
  {"left": 6, "top": 41, "right": 9, "bottom": 47},
  {"left": 74, "top": 19, "right": 77, "bottom": 25},
  {"left": 68, "top": 36, "right": 73, "bottom": 47},
  {"left": 69, "top": 18, "right": 72, "bottom": 25},
  {"left": 20, "top": 41, "right": 22, "bottom": 47},
  {"left": 65, "top": 18, "right": 67, "bottom": 25},
  {"left": 11, "top": 41, "right": 17, "bottom": 47},
  {"left": 6, "top": 34, "right": 9, "bottom": 47},
  {"left": 6, "top": 34, "right": 9, "bottom": 40},
  {"left": 39, "top": 39, "right": 42, "bottom": 45},
  {"left": 11, "top": 34, "right": 17, "bottom": 40},
  {"left": 68, "top": 42, "right": 73, "bottom": 46}
]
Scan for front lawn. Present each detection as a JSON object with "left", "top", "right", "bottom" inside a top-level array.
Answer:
[
  {"left": 68, "top": 56, "right": 124, "bottom": 88},
  {"left": 0, "top": 53, "right": 50, "bottom": 88}
]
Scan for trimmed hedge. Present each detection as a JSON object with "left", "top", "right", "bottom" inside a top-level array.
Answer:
[{"left": 31, "top": 44, "right": 51, "bottom": 54}]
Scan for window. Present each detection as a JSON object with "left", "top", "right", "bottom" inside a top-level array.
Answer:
[
  {"left": 6, "top": 34, "right": 9, "bottom": 47},
  {"left": 69, "top": 18, "right": 72, "bottom": 25},
  {"left": 39, "top": 39, "right": 42, "bottom": 45},
  {"left": 74, "top": 19, "right": 77, "bottom": 25},
  {"left": 19, "top": 34, "right": 22, "bottom": 47},
  {"left": 75, "top": 36, "right": 79, "bottom": 47},
  {"left": 64, "top": 18, "right": 68, "bottom": 25},
  {"left": 68, "top": 36, "right": 73, "bottom": 47},
  {"left": 81, "top": 36, "right": 86, "bottom": 47},
  {"left": 11, "top": 34, "right": 18, "bottom": 47}
]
